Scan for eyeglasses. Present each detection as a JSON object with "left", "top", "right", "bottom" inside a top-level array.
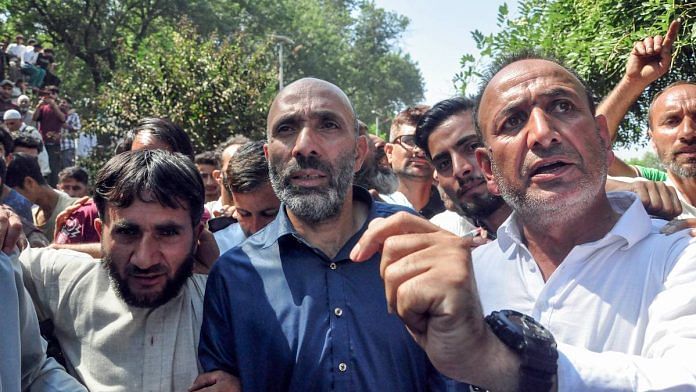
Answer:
[{"left": 392, "top": 134, "right": 418, "bottom": 150}]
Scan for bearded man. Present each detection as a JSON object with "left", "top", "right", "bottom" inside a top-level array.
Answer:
[
  {"left": 19, "top": 149, "right": 213, "bottom": 391},
  {"left": 196, "top": 78, "right": 467, "bottom": 391}
]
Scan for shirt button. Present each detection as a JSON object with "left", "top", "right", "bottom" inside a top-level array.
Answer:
[
  {"left": 334, "top": 307, "right": 343, "bottom": 317},
  {"left": 338, "top": 362, "right": 348, "bottom": 372},
  {"left": 329, "top": 262, "right": 337, "bottom": 270}
]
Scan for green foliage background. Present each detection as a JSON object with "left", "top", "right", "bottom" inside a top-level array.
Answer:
[
  {"left": 0, "top": 0, "right": 425, "bottom": 143},
  {"left": 455, "top": 0, "right": 695, "bottom": 147},
  {"left": 87, "top": 22, "right": 276, "bottom": 153}
]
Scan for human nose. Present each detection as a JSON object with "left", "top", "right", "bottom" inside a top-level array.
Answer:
[
  {"left": 130, "top": 234, "right": 163, "bottom": 270},
  {"left": 412, "top": 143, "right": 426, "bottom": 158},
  {"left": 526, "top": 108, "right": 559, "bottom": 150},
  {"left": 677, "top": 116, "right": 696, "bottom": 140},
  {"left": 292, "top": 127, "right": 319, "bottom": 158},
  {"left": 452, "top": 153, "right": 475, "bottom": 180}
]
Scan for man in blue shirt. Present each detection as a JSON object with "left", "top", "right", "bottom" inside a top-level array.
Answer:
[{"left": 196, "top": 78, "right": 465, "bottom": 391}]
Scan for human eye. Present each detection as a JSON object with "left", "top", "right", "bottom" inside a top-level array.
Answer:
[
  {"left": 262, "top": 209, "right": 279, "bottom": 217},
  {"left": 237, "top": 209, "right": 251, "bottom": 218},
  {"left": 434, "top": 157, "right": 452, "bottom": 174},
  {"left": 157, "top": 226, "right": 181, "bottom": 237},
  {"left": 465, "top": 141, "right": 483, "bottom": 153},
  {"left": 500, "top": 112, "right": 527, "bottom": 133},
  {"left": 552, "top": 99, "right": 574, "bottom": 113},
  {"left": 321, "top": 120, "right": 340, "bottom": 130},
  {"left": 276, "top": 124, "right": 295, "bottom": 134},
  {"left": 113, "top": 224, "right": 140, "bottom": 239},
  {"left": 661, "top": 116, "right": 681, "bottom": 127}
]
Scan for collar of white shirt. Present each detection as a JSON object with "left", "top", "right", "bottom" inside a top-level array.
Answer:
[{"left": 495, "top": 191, "right": 654, "bottom": 252}]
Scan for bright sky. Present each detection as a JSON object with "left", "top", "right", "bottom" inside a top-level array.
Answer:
[
  {"left": 373, "top": 0, "right": 649, "bottom": 159},
  {"left": 374, "top": 0, "right": 511, "bottom": 104}
]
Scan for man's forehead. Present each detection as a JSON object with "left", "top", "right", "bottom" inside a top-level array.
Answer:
[
  {"left": 482, "top": 59, "right": 584, "bottom": 105},
  {"left": 394, "top": 124, "right": 416, "bottom": 137},
  {"left": 267, "top": 79, "right": 353, "bottom": 123},
  {"left": 430, "top": 112, "right": 477, "bottom": 153},
  {"left": 654, "top": 84, "right": 696, "bottom": 110}
]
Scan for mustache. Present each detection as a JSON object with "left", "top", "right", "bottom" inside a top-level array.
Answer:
[
  {"left": 125, "top": 264, "right": 168, "bottom": 276},
  {"left": 520, "top": 144, "right": 579, "bottom": 177},
  {"left": 281, "top": 155, "right": 335, "bottom": 179}
]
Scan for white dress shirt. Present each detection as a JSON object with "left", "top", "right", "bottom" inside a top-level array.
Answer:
[
  {"left": 473, "top": 192, "right": 696, "bottom": 391},
  {"left": 378, "top": 191, "right": 413, "bottom": 208},
  {"left": 430, "top": 210, "right": 476, "bottom": 236},
  {"left": 19, "top": 248, "right": 207, "bottom": 392}
]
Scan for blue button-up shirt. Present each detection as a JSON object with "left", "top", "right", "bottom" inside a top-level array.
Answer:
[{"left": 199, "top": 186, "right": 467, "bottom": 391}]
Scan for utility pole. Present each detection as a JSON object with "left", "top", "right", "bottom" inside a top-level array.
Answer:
[{"left": 270, "top": 34, "right": 295, "bottom": 90}]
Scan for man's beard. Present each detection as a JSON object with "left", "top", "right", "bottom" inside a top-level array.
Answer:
[
  {"left": 102, "top": 249, "right": 195, "bottom": 308},
  {"left": 269, "top": 151, "right": 356, "bottom": 224},
  {"left": 455, "top": 188, "right": 506, "bottom": 220},
  {"left": 490, "top": 140, "right": 607, "bottom": 226},
  {"left": 354, "top": 152, "right": 399, "bottom": 194},
  {"left": 661, "top": 149, "right": 696, "bottom": 178}
]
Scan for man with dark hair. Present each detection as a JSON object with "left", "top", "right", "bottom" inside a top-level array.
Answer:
[
  {"left": 382, "top": 105, "right": 445, "bottom": 218},
  {"left": 12, "top": 134, "right": 42, "bottom": 155},
  {"left": 19, "top": 149, "right": 214, "bottom": 390},
  {"left": 57, "top": 166, "right": 89, "bottom": 198},
  {"left": 415, "top": 97, "right": 511, "bottom": 237},
  {"left": 195, "top": 151, "right": 221, "bottom": 203},
  {"left": 0, "top": 157, "right": 49, "bottom": 246},
  {"left": 0, "top": 131, "right": 34, "bottom": 223},
  {"left": 352, "top": 45, "right": 696, "bottom": 390},
  {"left": 7, "top": 152, "right": 76, "bottom": 240},
  {"left": 119, "top": 117, "right": 195, "bottom": 160},
  {"left": 33, "top": 85, "right": 64, "bottom": 186},
  {"left": 212, "top": 141, "right": 280, "bottom": 254},
  {"left": 195, "top": 78, "right": 466, "bottom": 391},
  {"left": 0, "top": 79, "right": 18, "bottom": 116},
  {"left": 207, "top": 134, "right": 252, "bottom": 217},
  {"left": 55, "top": 117, "right": 203, "bottom": 253}
]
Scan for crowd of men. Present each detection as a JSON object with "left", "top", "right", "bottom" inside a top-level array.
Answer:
[{"left": 0, "top": 19, "right": 695, "bottom": 392}]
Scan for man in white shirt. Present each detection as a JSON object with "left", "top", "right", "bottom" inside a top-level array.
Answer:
[
  {"left": 5, "top": 34, "right": 26, "bottom": 61},
  {"left": 21, "top": 42, "right": 45, "bottom": 89},
  {"left": 351, "top": 48, "right": 696, "bottom": 390},
  {"left": 19, "top": 149, "right": 214, "bottom": 391}
]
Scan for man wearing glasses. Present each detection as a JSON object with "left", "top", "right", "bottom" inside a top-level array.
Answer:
[{"left": 382, "top": 105, "right": 445, "bottom": 218}]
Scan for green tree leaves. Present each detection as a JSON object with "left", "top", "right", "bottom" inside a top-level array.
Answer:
[
  {"left": 456, "top": 0, "right": 695, "bottom": 146},
  {"left": 86, "top": 21, "right": 276, "bottom": 153}
]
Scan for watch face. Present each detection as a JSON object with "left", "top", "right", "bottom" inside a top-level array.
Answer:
[{"left": 502, "top": 310, "right": 553, "bottom": 340}]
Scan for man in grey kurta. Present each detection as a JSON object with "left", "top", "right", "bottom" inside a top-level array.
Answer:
[{"left": 19, "top": 149, "right": 211, "bottom": 391}]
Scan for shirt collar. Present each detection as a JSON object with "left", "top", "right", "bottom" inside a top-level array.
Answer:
[
  {"left": 255, "top": 185, "right": 375, "bottom": 250},
  {"left": 496, "top": 191, "right": 653, "bottom": 251}
]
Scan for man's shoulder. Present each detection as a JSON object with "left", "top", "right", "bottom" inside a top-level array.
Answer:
[{"left": 19, "top": 247, "right": 102, "bottom": 295}]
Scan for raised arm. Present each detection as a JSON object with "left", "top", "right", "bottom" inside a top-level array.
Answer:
[{"left": 600, "top": 19, "right": 680, "bottom": 177}]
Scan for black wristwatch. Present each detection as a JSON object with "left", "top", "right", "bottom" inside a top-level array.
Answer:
[{"left": 485, "top": 310, "right": 558, "bottom": 392}]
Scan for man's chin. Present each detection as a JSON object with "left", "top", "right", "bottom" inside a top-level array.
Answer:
[{"left": 124, "top": 284, "right": 168, "bottom": 308}]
